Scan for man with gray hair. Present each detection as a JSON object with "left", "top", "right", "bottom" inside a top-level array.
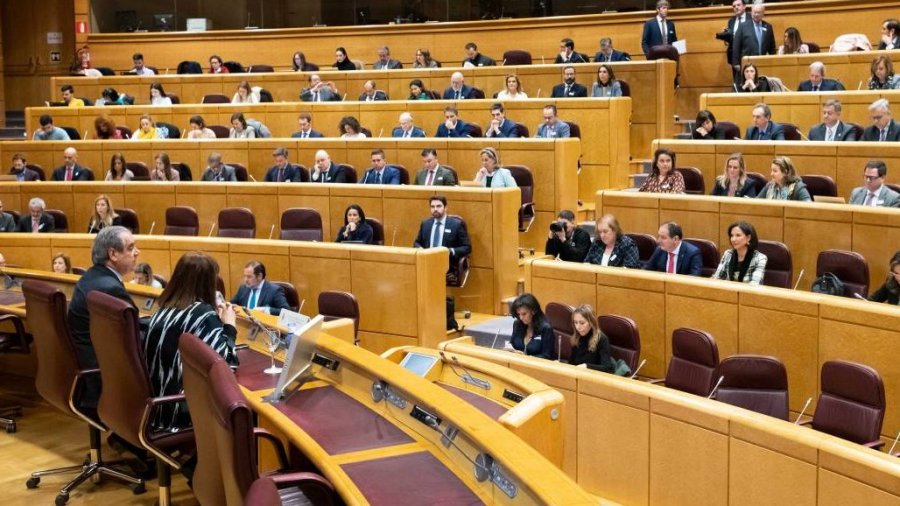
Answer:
[
  {"left": 392, "top": 112, "right": 426, "bottom": 138},
  {"left": 67, "top": 226, "right": 140, "bottom": 408},
  {"left": 863, "top": 99, "right": 900, "bottom": 141},
  {"left": 0, "top": 199, "right": 17, "bottom": 232},
  {"left": 745, "top": 102, "right": 785, "bottom": 140},
  {"left": 442, "top": 72, "right": 477, "bottom": 100},
  {"left": 264, "top": 147, "right": 304, "bottom": 182},
  {"left": 809, "top": 99, "right": 858, "bottom": 141},
  {"left": 798, "top": 61, "right": 845, "bottom": 92},
  {"left": 200, "top": 152, "right": 237, "bottom": 181},
  {"left": 17, "top": 197, "right": 55, "bottom": 233},
  {"left": 372, "top": 46, "right": 402, "bottom": 70}
]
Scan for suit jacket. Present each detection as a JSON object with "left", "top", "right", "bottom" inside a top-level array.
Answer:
[
  {"left": 712, "top": 249, "right": 768, "bottom": 285},
  {"left": 462, "top": 53, "right": 496, "bottom": 67},
  {"left": 230, "top": 280, "right": 290, "bottom": 316},
  {"left": 0, "top": 212, "right": 16, "bottom": 232},
  {"left": 862, "top": 120, "right": 900, "bottom": 141},
  {"left": 391, "top": 126, "right": 426, "bottom": 138},
  {"left": 732, "top": 20, "right": 776, "bottom": 64},
  {"left": 51, "top": 164, "right": 92, "bottom": 181},
  {"left": 849, "top": 185, "right": 900, "bottom": 207},
  {"left": 710, "top": 178, "right": 758, "bottom": 198},
  {"left": 745, "top": 122, "right": 786, "bottom": 141},
  {"left": 436, "top": 120, "right": 470, "bottom": 138},
  {"left": 16, "top": 213, "right": 55, "bottom": 233},
  {"left": 358, "top": 166, "right": 401, "bottom": 184},
  {"left": 554, "top": 52, "right": 588, "bottom": 64},
  {"left": 641, "top": 17, "right": 678, "bottom": 56},
  {"left": 442, "top": 85, "right": 477, "bottom": 100},
  {"left": 311, "top": 162, "right": 348, "bottom": 183},
  {"left": 413, "top": 215, "right": 471, "bottom": 260},
  {"left": 797, "top": 79, "right": 844, "bottom": 92},
  {"left": 200, "top": 165, "right": 237, "bottom": 182},
  {"left": 535, "top": 121, "right": 571, "bottom": 138},
  {"left": 722, "top": 13, "right": 749, "bottom": 65},
  {"left": 550, "top": 82, "right": 588, "bottom": 98},
  {"left": 372, "top": 59, "right": 402, "bottom": 70},
  {"left": 878, "top": 36, "right": 900, "bottom": 50},
  {"left": 291, "top": 129, "right": 325, "bottom": 138},
  {"left": 358, "top": 90, "right": 388, "bottom": 101},
  {"left": 484, "top": 119, "right": 519, "bottom": 138},
  {"left": 264, "top": 164, "right": 305, "bottom": 182},
  {"left": 645, "top": 241, "right": 702, "bottom": 276},
  {"left": 808, "top": 121, "right": 858, "bottom": 141},
  {"left": 9, "top": 167, "right": 40, "bottom": 181},
  {"left": 415, "top": 166, "right": 457, "bottom": 186},
  {"left": 593, "top": 49, "right": 631, "bottom": 62},
  {"left": 300, "top": 87, "right": 341, "bottom": 102}
]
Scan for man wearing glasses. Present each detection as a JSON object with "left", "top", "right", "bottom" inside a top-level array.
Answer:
[{"left": 849, "top": 160, "right": 900, "bottom": 207}]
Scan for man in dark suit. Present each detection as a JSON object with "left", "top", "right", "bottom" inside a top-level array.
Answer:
[
  {"left": 435, "top": 106, "right": 470, "bottom": 137},
  {"left": 878, "top": 18, "right": 900, "bottom": 50},
  {"left": 641, "top": 0, "right": 678, "bottom": 57},
  {"left": 443, "top": 72, "right": 478, "bottom": 100},
  {"left": 310, "top": 149, "right": 348, "bottom": 183},
  {"left": 413, "top": 195, "right": 471, "bottom": 274},
  {"left": 808, "top": 100, "right": 858, "bottom": 141},
  {"left": 731, "top": 2, "right": 775, "bottom": 86},
  {"left": 484, "top": 103, "right": 520, "bottom": 138},
  {"left": 200, "top": 152, "right": 237, "bottom": 182},
  {"left": 264, "top": 147, "right": 306, "bottom": 182},
  {"left": 551, "top": 66, "right": 588, "bottom": 98},
  {"left": 358, "top": 149, "right": 401, "bottom": 184},
  {"left": 594, "top": 37, "right": 631, "bottom": 63},
  {"left": 392, "top": 113, "right": 426, "bottom": 138},
  {"left": 415, "top": 149, "right": 458, "bottom": 186},
  {"left": 862, "top": 99, "right": 900, "bottom": 142},
  {"left": 717, "top": 0, "right": 747, "bottom": 67},
  {"left": 10, "top": 153, "right": 40, "bottom": 181},
  {"left": 299, "top": 74, "right": 341, "bottom": 102},
  {"left": 644, "top": 222, "right": 702, "bottom": 276},
  {"left": 358, "top": 80, "right": 388, "bottom": 101},
  {"left": 372, "top": 46, "right": 403, "bottom": 70},
  {"left": 0, "top": 199, "right": 16, "bottom": 232},
  {"left": 51, "top": 147, "right": 92, "bottom": 181},
  {"left": 17, "top": 197, "right": 55, "bottom": 233},
  {"left": 745, "top": 103, "right": 785, "bottom": 141},
  {"left": 230, "top": 260, "right": 290, "bottom": 316},
  {"left": 797, "top": 62, "right": 845, "bottom": 92},
  {"left": 461, "top": 42, "right": 496, "bottom": 67},
  {"left": 554, "top": 38, "right": 588, "bottom": 64},
  {"left": 291, "top": 113, "right": 325, "bottom": 139}
]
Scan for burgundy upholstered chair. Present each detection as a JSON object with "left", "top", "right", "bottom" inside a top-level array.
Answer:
[
  {"left": 655, "top": 328, "right": 719, "bottom": 397},
  {"left": 801, "top": 175, "right": 838, "bottom": 199},
  {"left": 164, "top": 206, "right": 199, "bottom": 236},
  {"left": 116, "top": 208, "right": 140, "bottom": 234},
  {"left": 502, "top": 50, "right": 533, "bottom": 65},
  {"left": 804, "top": 360, "right": 885, "bottom": 449},
  {"left": 318, "top": 291, "right": 360, "bottom": 344},
  {"left": 507, "top": 165, "right": 536, "bottom": 232},
  {"left": 272, "top": 281, "right": 300, "bottom": 312},
  {"left": 815, "top": 249, "right": 870, "bottom": 298},
  {"left": 544, "top": 302, "right": 575, "bottom": 362},
  {"left": 218, "top": 207, "right": 256, "bottom": 238},
  {"left": 201, "top": 94, "right": 230, "bottom": 104},
  {"left": 714, "top": 355, "right": 789, "bottom": 420},
  {"left": 246, "top": 477, "right": 282, "bottom": 505},
  {"left": 45, "top": 209, "right": 68, "bottom": 233},
  {"left": 684, "top": 238, "right": 720, "bottom": 277},
  {"left": 625, "top": 233, "right": 657, "bottom": 267},
  {"left": 756, "top": 240, "right": 793, "bottom": 288},
  {"left": 0, "top": 312, "right": 28, "bottom": 432},
  {"left": 599, "top": 314, "right": 641, "bottom": 373},
  {"left": 280, "top": 208, "right": 323, "bottom": 241},
  {"left": 367, "top": 218, "right": 385, "bottom": 245},
  {"left": 675, "top": 166, "right": 705, "bottom": 195}
]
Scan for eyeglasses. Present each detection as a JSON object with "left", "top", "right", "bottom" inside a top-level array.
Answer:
[
  {"left": 871, "top": 115, "right": 884, "bottom": 121},
  {"left": 864, "top": 175, "right": 882, "bottom": 180}
]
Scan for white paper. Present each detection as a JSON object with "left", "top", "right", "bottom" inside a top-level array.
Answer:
[{"left": 672, "top": 39, "right": 687, "bottom": 55}]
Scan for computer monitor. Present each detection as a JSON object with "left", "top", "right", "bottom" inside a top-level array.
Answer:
[
  {"left": 265, "top": 314, "right": 324, "bottom": 402},
  {"left": 399, "top": 352, "right": 439, "bottom": 377},
  {"left": 154, "top": 14, "right": 175, "bottom": 32}
]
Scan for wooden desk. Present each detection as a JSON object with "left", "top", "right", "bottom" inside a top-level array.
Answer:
[{"left": 745, "top": 49, "right": 900, "bottom": 92}]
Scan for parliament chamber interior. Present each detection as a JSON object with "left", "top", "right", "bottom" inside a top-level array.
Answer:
[{"left": 0, "top": 0, "right": 898, "bottom": 504}]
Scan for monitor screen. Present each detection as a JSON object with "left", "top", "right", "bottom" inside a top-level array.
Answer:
[
  {"left": 399, "top": 352, "right": 438, "bottom": 377},
  {"left": 154, "top": 14, "right": 174, "bottom": 31}
]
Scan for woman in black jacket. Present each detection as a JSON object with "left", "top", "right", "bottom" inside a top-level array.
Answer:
[
  {"left": 869, "top": 251, "right": 900, "bottom": 305},
  {"left": 509, "top": 293, "right": 554, "bottom": 359},
  {"left": 711, "top": 153, "right": 758, "bottom": 198},
  {"left": 568, "top": 304, "right": 616, "bottom": 373}
]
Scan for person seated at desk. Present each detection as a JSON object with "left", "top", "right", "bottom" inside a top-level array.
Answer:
[
  {"left": 736, "top": 64, "right": 770, "bottom": 93},
  {"left": 300, "top": 74, "right": 341, "bottom": 102},
  {"left": 462, "top": 42, "right": 496, "bottom": 67},
  {"left": 496, "top": 74, "right": 528, "bottom": 100},
  {"left": 186, "top": 115, "right": 217, "bottom": 140},
  {"left": 712, "top": 221, "right": 767, "bottom": 285},
  {"left": 413, "top": 195, "right": 471, "bottom": 280},
  {"left": 569, "top": 305, "right": 617, "bottom": 373},
  {"left": 8, "top": 153, "right": 40, "bottom": 181},
  {"left": 52, "top": 252, "right": 72, "bottom": 274},
  {"left": 151, "top": 152, "right": 180, "bottom": 182},
  {"left": 413, "top": 48, "right": 439, "bottom": 69},
  {"left": 229, "top": 112, "right": 257, "bottom": 139},
  {"left": 131, "top": 262, "right": 162, "bottom": 288},
  {"left": 436, "top": 106, "right": 470, "bottom": 138},
  {"left": 584, "top": 214, "right": 642, "bottom": 268},
  {"left": 291, "top": 112, "right": 324, "bottom": 139},
  {"left": 17, "top": 198, "right": 54, "bottom": 233},
  {"left": 745, "top": 103, "right": 785, "bottom": 140},
  {"left": 0, "top": 199, "right": 17, "bottom": 233},
  {"left": 231, "top": 80, "right": 259, "bottom": 104},
  {"left": 868, "top": 55, "right": 900, "bottom": 90},
  {"left": 332, "top": 47, "right": 356, "bottom": 71},
  {"left": 358, "top": 80, "right": 388, "bottom": 101},
  {"left": 264, "top": 147, "right": 304, "bottom": 183},
  {"left": 52, "top": 147, "right": 93, "bottom": 181},
  {"left": 545, "top": 209, "right": 591, "bottom": 263},
  {"left": 594, "top": 37, "right": 632, "bottom": 63},
  {"left": 809, "top": 99, "right": 858, "bottom": 142},
  {"left": 335, "top": 204, "right": 374, "bottom": 244},
  {"left": 128, "top": 52, "right": 155, "bottom": 76},
  {"left": 711, "top": 153, "right": 757, "bottom": 197},
  {"left": 372, "top": 46, "right": 402, "bottom": 70},
  {"left": 639, "top": 148, "right": 684, "bottom": 194},
  {"left": 484, "top": 103, "right": 520, "bottom": 138},
  {"left": 95, "top": 114, "right": 122, "bottom": 140},
  {"left": 757, "top": 156, "right": 811, "bottom": 201},
  {"left": 145, "top": 251, "right": 237, "bottom": 432},
  {"left": 777, "top": 26, "right": 809, "bottom": 55},
  {"left": 869, "top": 251, "right": 900, "bottom": 305},
  {"left": 551, "top": 66, "right": 588, "bottom": 98},
  {"left": 392, "top": 112, "right": 426, "bottom": 138},
  {"left": 33, "top": 114, "right": 70, "bottom": 141},
  {"left": 879, "top": 18, "right": 900, "bottom": 50},
  {"left": 359, "top": 149, "right": 401, "bottom": 184},
  {"left": 555, "top": 38, "right": 588, "bottom": 64},
  {"left": 338, "top": 116, "right": 367, "bottom": 139},
  {"left": 535, "top": 105, "right": 571, "bottom": 139},
  {"left": 291, "top": 51, "right": 318, "bottom": 72},
  {"left": 416, "top": 148, "right": 457, "bottom": 186},
  {"left": 60, "top": 84, "right": 84, "bottom": 107},
  {"left": 149, "top": 83, "right": 172, "bottom": 106},
  {"left": 97, "top": 87, "right": 133, "bottom": 106},
  {"left": 591, "top": 65, "right": 623, "bottom": 98},
  {"left": 132, "top": 113, "right": 165, "bottom": 140},
  {"left": 645, "top": 221, "right": 702, "bottom": 276},
  {"left": 230, "top": 260, "right": 290, "bottom": 316},
  {"left": 407, "top": 80, "right": 432, "bottom": 101},
  {"left": 105, "top": 152, "right": 134, "bottom": 181},
  {"left": 797, "top": 62, "right": 845, "bottom": 92},
  {"left": 209, "top": 55, "right": 228, "bottom": 74},
  {"left": 87, "top": 194, "right": 122, "bottom": 233},
  {"left": 443, "top": 72, "right": 478, "bottom": 100},
  {"left": 862, "top": 99, "right": 900, "bottom": 141},
  {"left": 508, "top": 293, "right": 554, "bottom": 359},
  {"left": 474, "top": 147, "right": 517, "bottom": 188},
  {"left": 200, "top": 152, "right": 237, "bottom": 182},
  {"left": 849, "top": 160, "right": 900, "bottom": 207},
  {"left": 692, "top": 110, "right": 726, "bottom": 140},
  {"left": 310, "top": 150, "right": 348, "bottom": 183}
]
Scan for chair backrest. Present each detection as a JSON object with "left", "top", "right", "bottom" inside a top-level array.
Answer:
[
  {"left": 545, "top": 302, "right": 574, "bottom": 362},
  {"left": 846, "top": 122, "right": 864, "bottom": 141},
  {"left": 25, "top": 163, "right": 46, "bottom": 180},
  {"left": 675, "top": 166, "right": 705, "bottom": 194},
  {"left": 564, "top": 121, "right": 581, "bottom": 138},
  {"left": 684, "top": 238, "right": 720, "bottom": 277},
  {"left": 173, "top": 162, "right": 193, "bottom": 181},
  {"left": 230, "top": 163, "right": 249, "bottom": 182},
  {"left": 339, "top": 164, "right": 357, "bottom": 183},
  {"left": 249, "top": 64, "right": 274, "bottom": 73},
  {"left": 715, "top": 355, "right": 789, "bottom": 420},
  {"left": 201, "top": 94, "right": 230, "bottom": 104},
  {"left": 502, "top": 50, "right": 532, "bottom": 65},
  {"left": 126, "top": 161, "right": 149, "bottom": 178},
  {"left": 157, "top": 122, "right": 181, "bottom": 139},
  {"left": 258, "top": 89, "right": 274, "bottom": 103},
  {"left": 647, "top": 45, "right": 679, "bottom": 62},
  {"left": 514, "top": 123, "right": 530, "bottom": 137},
  {"left": 117, "top": 207, "right": 140, "bottom": 234},
  {"left": 62, "top": 126, "right": 81, "bottom": 140},
  {"left": 317, "top": 291, "right": 360, "bottom": 338},
  {"left": 466, "top": 123, "right": 483, "bottom": 137},
  {"left": 717, "top": 121, "right": 740, "bottom": 140},
  {"left": 813, "top": 360, "right": 885, "bottom": 445},
  {"left": 470, "top": 87, "right": 485, "bottom": 99},
  {"left": 781, "top": 122, "right": 802, "bottom": 141},
  {"left": 506, "top": 165, "right": 534, "bottom": 205},
  {"left": 165, "top": 206, "right": 199, "bottom": 236},
  {"left": 618, "top": 79, "right": 631, "bottom": 97},
  {"left": 756, "top": 240, "right": 792, "bottom": 288},
  {"left": 71, "top": 267, "right": 87, "bottom": 275},
  {"left": 360, "top": 127, "right": 372, "bottom": 138},
  {"left": 394, "top": 165, "right": 410, "bottom": 185},
  {"left": 887, "top": 183, "right": 900, "bottom": 194},
  {"left": 280, "top": 208, "right": 323, "bottom": 241},
  {"left": 367, "top": 218, "right": 385, "bottom": 245},
  {"left": 209, "top": 125, "right": 230, "bottom": 138},
  {"left": 116, "top": 126, "right": 132, "bottom": 139},
  {"left": 218, "top": 207, "right": 256, "bottom": 238},
  {"left": 801, "top": 175, "right": 838, "bottom": 199},
  {"left": 246, "top": 478, "right": 281, "bottom": 505},
  {"left": 816, "top": 249, "right": 869, "bottom": 297},
  {"left": 272, "top": 281, "right": 300, "bottom": 312},
  {"left": 45, "top": 209, "right": 68, "bottom": 233},
  {"left": 599, "top": 314, "right": 641, "bottom": 372},
  {"left": 665, "top": 328, "right": 719, "bottom": 396},
  {"left": 624, "top": 233, "right": 657, "bottom": 266},
  {"left": 167, "top": 93, "right": 180, "bottom": 105},
  {"left": 806, "top": 41, "right": 821, "bottom": 53},
  {"left": 223, "top": 61, "right": 245, "bottom": 73},
  {"left": 746, "top": 172, "right": 767, "bottom": 195}
]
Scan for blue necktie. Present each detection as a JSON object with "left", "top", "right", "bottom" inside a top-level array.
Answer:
[
  {"left": 248, "top": 288, "right": 258, "bottom": 309},
  {"left": 430, "top": 221, "right": 443, "bottom": 248},
  {"left": 755, "top": 23, "right": 763, "bottom": 54},
  {"left": 375, "top": 171, "right": 382, "bottom": 184}
]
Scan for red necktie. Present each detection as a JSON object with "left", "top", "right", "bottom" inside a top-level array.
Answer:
[
  {"left": 65, "top": 167, "right": 73, "bottom": 181},
  {"left": 667, "top": 252, "right": 675, "bottom": 273}
]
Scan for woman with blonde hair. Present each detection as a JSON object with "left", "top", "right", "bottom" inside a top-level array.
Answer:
[
  {"left": 474, "top": 147, "right": 517, "bottom": 187},
  {"left": 569, "top": 304, "right": 617, "bottom": 373},
  {"left": 88, "top": 194, "right": 121, "bottom": 233},
  {"left": 711, "top": 153, "right": 757, "bottom": 197},
  {"left": 496, "top": 75, "right": 528, "bottom": 99},
  {"left": 132, "top": 113, "right": 161, "bottom": 140}
]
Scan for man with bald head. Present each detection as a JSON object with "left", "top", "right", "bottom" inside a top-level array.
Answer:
[
  {"left": 310, "top": 150, "right": 349, "bottom": 183},
  {"left": 443, "top": 72, "right": 477, "bottom": 100},
  {"left": 392, "top": 112, "right": 426, "bottom": 138},
  {"left": 51, "top": 147, "right": 93, "bottom": 181}
]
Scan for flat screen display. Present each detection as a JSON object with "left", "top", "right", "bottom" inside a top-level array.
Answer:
[{"left": 399, "top": 352, "right": 438, "bottom": 377}]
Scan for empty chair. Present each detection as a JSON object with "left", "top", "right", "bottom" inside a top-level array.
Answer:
[
  {"left": 816, "top": 249, "right": 869, "bottom": 298},
  {"left": 126, "top": 161, "right": 149, "bottom": 179},
  {"left": 208, "top": 125, "right": 230, "bottom": 138},
  {"left": 507, "top": 165, "right": 536, "bottom": 232},
  {"left": 684, "top": 238, "right": 720, "bottom": 277},
  {"left": 756, "top": 240, "right": 792, "bottom": 288},
  {"left": 647, "top": 45, "right": 680, "bottom": 87},
  {"left": 24, "top": 163, "right": 46, "bottom": 180},
  {"left": 675, "top": 166, "right": 705, "bottom": 194},
  {"left": 248, "top": 64, "right": 274, "bottom": 72},
  {"left": 717, "top": 121, "right": 741, "bottom": 140},
  {"left": 394, "top": 165, "right": 410, "bottom": 185},
  {"left": 62, "top": 127, "right": 81, "bottom": 140},
  {"left": 564, "top": 121, "right": 581, "bottom": 138},
  {"left": 115, "top": 126, "right": 132, "bottom": 139},
  {"left": 466, "top": 124, "right": 483, "bottom": 137},
  {"left": 803, "top": 360, "right": 885, "bottom": 449},
  {"left": 217, "top": 207, "right": 256, "bottom": 238},
  {"left": 164, "top": 206, "right": 199, "bottom": 236},
  {"left": 545, "top": 302, "right": 575, "bottom": 362},
  {"left": 272, "top": 281, "right": 300, "bottom": 312},
  {"left": 801, "top": 175, "right": 838, "bottom": 199},
  {"left": 503, "top": 50, "right": 533, "bottom": 65},
  {"left": 339, "top": 164, "right": 358, "bottom": 183},
  {"left": 230, "top": 163, "right": 249, "bottom": 182},
  {"left": 367, "top": 217, "right": 385, "bottom": 245},
  {"left": 201, "top": 94, "right": 230, "bottom": 104},
  {"left": 746, "top": 172, "right": 767, "bottom": 195},
  {"left": 172, "top": 162, "right": 192, "bottom": 181},
  {"left": 167, "top": 93, "right": 180, "bottom": 105},
  {"left": 599, "top": 314, "right": 641, "bottom": 373},
  {"left": 318, "top": 291, "right": 360, "bottom": 344},
  {"left": 655, "top": 328, "right": 719, "bottom": 397},
  {"left": 714, "top": 355, "right": 789, "bottom": 420},
  {"left": 846, "top": 122, "right": 864, "bottom": 141},
  {"left": 71, "top": 267, "right": 87, "bottom": 275},
  {"left": 116, "top": 208, "right": 140, "bottom": 234},
  {"left": 280, "top": 208, "right": 323, "bottom": 241},
  {"left": 618, "top": 79, "right": 631, "bottom": 97},
  {"left": 0, "top": 313, "right": 28, "bottom": 432},
  {"left": 470, "top": 88, "right": 486, "bottom": 99},
  {"left": 45, "top": 209, "right": 68, "bottom": 233},
  {"left": 514, "top": 123, "right": 530, "bottom": 137},
  {"left": 781, "top": 123, "right": 802, "bottom": 141},
  {"left": 806, "top": 41, "right": 822, "bottom": 53},
  {"left": 624, "top": 233, "right": 657, "bottom": 267}
]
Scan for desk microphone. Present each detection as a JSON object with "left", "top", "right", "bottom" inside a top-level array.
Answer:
[
  {"left": 889, "top": 430, "right": 900, "bottom": 455},
  {"left": 248, "top": 174, "right": 258, "bottom": 182},
  {"left": 342, "top": 93, "right": 347, "bottom": 101},
  {"left": 378, "top": 127, "right": 384, "bottom": 138},
  {"left": 208, "top": 223, "right": 217, "bottom": 237},
  {"left": 439, "top": 351, "right": 491, "bottom": 390},
  {"left": 541, "top": 56, "right": 546, "bottom": 65},
  {"left": 297, "top": 299, "right": 306, "bottom": 313},
  {"left": 181, "top": 128, "right": 188, "bottom": 138},
  {"left": 490, "top": 327, "right": 502, "bottom": 349},
  {"left": 88, "top": 221, "right": 96, "bottom": 234},
  {"left": 707, "top": 375, "right": 725, "bottom": 399},
  {"left": 732, "top": 137, "right": 742, "bottom": 140},
  {"left": 794, "top": 397, "right": 813, "bottom": 424},
  {"left": 268, "top": 224, "right": 275, "bottom": 240},
  {"left": 536, "top": 88, "right": 541, "bottom": 98},
  {"left": 629, "top": 359, "right": 647, "bottom": 379},
  {"left": 857, "top": 80, "right": 863, "bottom": 90},
  {"left": 501, "top": 58, "right": 507, "bottom": 66},
  {"left": 148, "top": 221, "right": 156, "bottom": 235},
  {"left": 391, "top": 228, "right": 397, "bottom": 246},
  {"left": 557, "top": 334, "right": 562, "bottom": 362},
  {"left": 798, "top": 130, "right": 810, "bottom": 141},
  {"left": 793, "top": 269, "right": 805, "bottom": 290}
]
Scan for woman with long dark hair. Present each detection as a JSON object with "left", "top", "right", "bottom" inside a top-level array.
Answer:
[
  {"left": 869, "top": 251, "right": 900, "bottom": 305},
  {"left": 335, "top": 204, "right": 374, "bottom": 244},
  {"left": 508, "top": 293, "right": 554, "bottom": 359},
  {"left": 712, "top": 221, "right": 768, "bottom": 285}
]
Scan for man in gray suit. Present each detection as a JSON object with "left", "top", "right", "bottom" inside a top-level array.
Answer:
[
  {"left": 372, "top": 46, "right": 402, "bottom": 70},
  {"left": 200, "top": 152, "right": 237, "bottom": 182},
  {"left": 534, "top": 105, "right": 571, "bottom": 138},
  {"left": 0, "top": 199, "right": 16, "bottom": 232},
  {"left": 415, "top": 149, "right": 457, "bottom": 186},
  {"left": 849, "top": 160, "right": 900, "bottom": 207},
  {"left": 808, "top": 99, "right": 858, "bottom": 141}
]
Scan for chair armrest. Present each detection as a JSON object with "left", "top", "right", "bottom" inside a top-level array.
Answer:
[
  {"left": 0, "top": 313, "right": 29, "bottom": 353},
  {"left": 647, "top": 378, "right": 666, "bottom": 385},
  {"left": 254, "top": 427, "right": 290, "bottom": 470},
  {"left": 75, "top": 368, "right": 101, "bottom": 380},
  {"left": 147, "top": 394, "right": 186, "bottom": 409},
  {"left": 863, "top": 439, "right": 886, "bottom": 451},
  {"left": 269, "top": 472, "right": 336, "bottom": 503}
]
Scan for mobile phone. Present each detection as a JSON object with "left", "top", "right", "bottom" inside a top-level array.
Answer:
[{"left": 216, "top": 290, "right": 226, "bottom": 306}]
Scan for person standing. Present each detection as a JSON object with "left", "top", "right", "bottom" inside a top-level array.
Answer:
[
  {"left": 641, "top": 0, "right": 678, "bottom": 57},
  {"left": 731, "top": 1, "right": 776, "bottom": 88}
]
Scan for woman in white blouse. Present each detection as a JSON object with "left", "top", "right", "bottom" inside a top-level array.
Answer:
[
  {"left": 496, "top": 74, "right": 528, "bottom": 100},
  {"left": 231, "top": 80, "right": 259, "bottom": 104},
  {"left": 149, "top": 83, "right": 173, "bottom": 106},
  {"left": 228, "top": 112, "right": 257, "bottom": 139}
]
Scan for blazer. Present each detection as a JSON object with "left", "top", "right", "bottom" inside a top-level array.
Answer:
[
  {"left": 544, "top": 227, "right": 592, "bottom": 262},
  {"left": 692, "top": 125, "right": 729, "bottom": 140},
  {"left": 51, "top": 164, "right": 92, "bottom": 181},
  {"left": 732, "top": 20, "right": 776, "bottom": 64},
  {"left": 583, "top": 235, "right": 642, "bottom": 268},
  {"left": 0, "top": 212, "right": 17, "bottom": 232},
  {"left": 442, "top": 85, "right": 476, "bottom": 100},
  {"left": 335, "top": 221, "right": 374, "bottom": 244},
  {"left": 477, "top": 167, "right": 517, "bottom": 188},
  {"left": 592, "top": 81, "right": 623, "bottom": 97},
  {"left": 358, "top": 90, "right": 388, "bottom": 101},
  {"left": 745, "top": 122, "right": 785, "bottom": 141},
  {"left": 462, "top": 53, "right": 496, "bottom": 67},
  {"left": 436, "top": 120, "right": 470, "bottom": 138},
  {"left": 878, "top": 36, "right": 900, "bottom": 50},
  {"left": 641, "top": 17, "right": 678, "bottom": 56},
  {"left": 710, "top": 178, "right": 758, "bottom": 198},
  {"left": 358, "top": 166, "right": 401, "bottom": 185},
  {"left": 756, "top": 180, "right": 812, "bottom": 201},
  {"left": 200, "top": 165, "right": 237, "bottom": 182},
  {"left": 10, "top": 167, "right": 40, "bottom": 181},
  {"left": 372, "top": 59, "right": 402, "bottom": 70},
  {"left": 862, "top": 120, "right": 900, "bottom": 141},
  {"left": 510, "top": 320, "right": 554, "bottom": 359},
  {"left": 535, "top": 121, "right": 571, "bottom": 139},
  {"left": 797, "top": 79, "right": 844, "bottom": 92},
  {"left": 415, "top": 166, "right": 457, "bottom": 186},
  {"left": 87, "top": 215, "right": 122, "bottom": 233},
  {"left": 808, "top": 121, "right": 858, "bottom": 141},
  {"left": 17, "top": 213, "right": 55, "bottom": 233},
  {"left": 722, "top": 13, "right": 748, "bottom": 65},
  {"left": 310, "top": 162, "right": 348, "bottom": 183},
  {"left": 291, "top": 129, "right": 324, "bottom": 138},
  {"left": 869, "top": 280, "right": 900, "bottom": 305},
  {"left": 230, "top": 280, "right": 290, "bottom": 316},
  {"left": 299, "top": 87, "right": 341, "bottom": 102},
  {"left": 413, "top": 215, "right": 471, "bottom": 259},
  {"left": 645, "top": 241, "right": 703, "bottom": 276},
  {"left": 264, "top": 164, "right": 305, "bottom": 182},
  {"left": 391, "top": 126, "right": 426, "bottom": 138},
  {"left": 594, "top": 50, "right": 631, "bottom": 62},
  {"left": 849, "top": 185, "right": 900, "bottom": 207},
  {"left": 550, "top": 82, "right": 588, "bottom": 98},
  {"left": 713, "top": 249, "right": 768, "bottom": 285},
  {"left": 554, "top": 52, "right": 588, "bottom": 64},
  {"left": 484, "top": 119, "right": 519, "bottom": 138}
]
